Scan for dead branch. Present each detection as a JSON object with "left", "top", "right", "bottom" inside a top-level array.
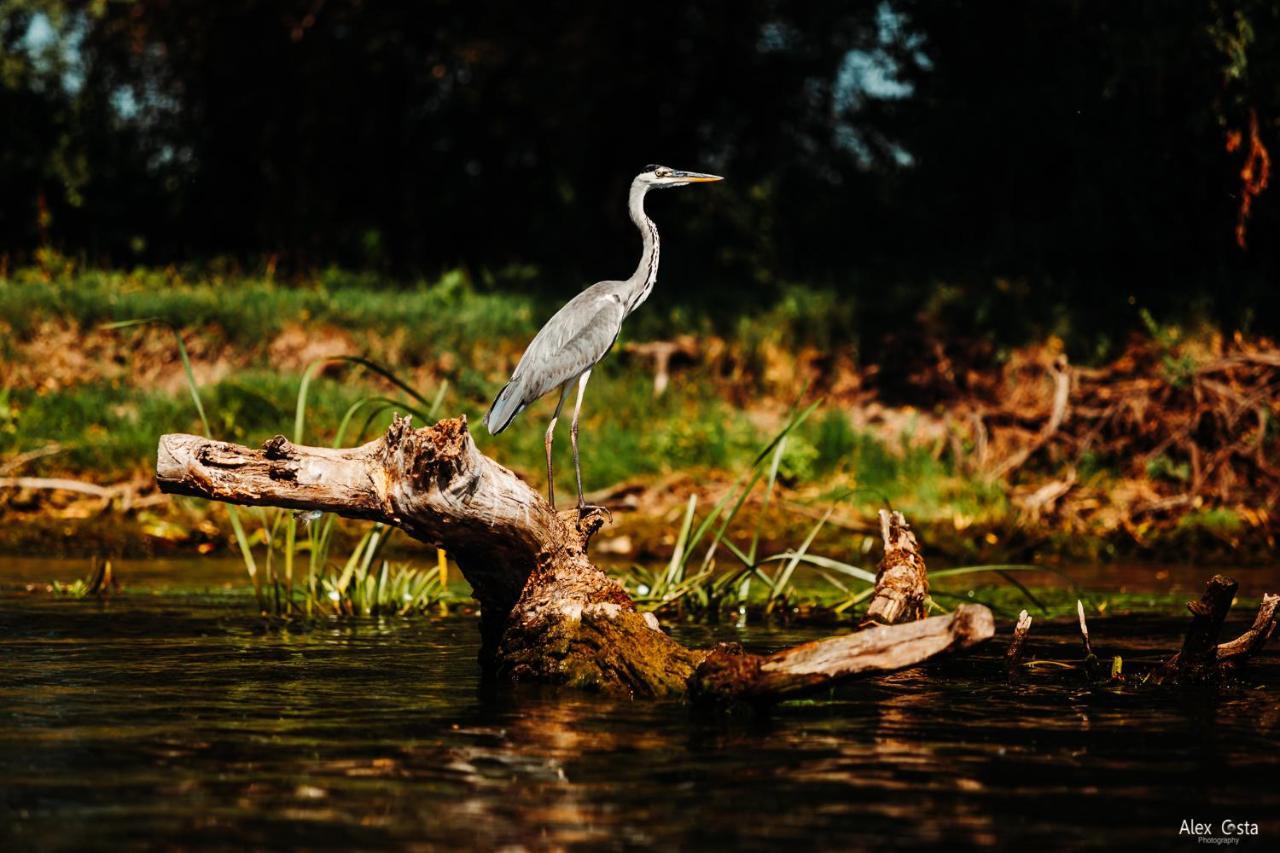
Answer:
[
  {"left": 0, "top": 443, "right": 65, "bottom": 475},
  {"left": 1077, "top": 599, "right": 1094, "bottom": 658},
  {"left": 692, "top": 605, "right": 993, "bottom": 702},
  {"left": 1005, "top": 609, "right": 1032, "bottom": 679},
  {"left": 0, "top": 477, "right": 119, "bottom": 499},
  {"left": 623, "top": 337, "right": 699, "bottom": 397},
  {"left": 1216, "top": 593, "right": 1280, "bottom": 669},
  {"left": 1149, "top": 574, "right": 1239, "bottom": 685},
  {"left": 989, "top": 354, "right": 1070, "bottom": 479}
]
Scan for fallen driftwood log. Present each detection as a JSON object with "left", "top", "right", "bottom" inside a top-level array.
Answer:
[{"left": 155, "top": 416, "right": 993, "bottom": 700}]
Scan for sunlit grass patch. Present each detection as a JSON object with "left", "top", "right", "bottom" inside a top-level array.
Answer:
[{"left": 0, "top": 266, "right": 542, "bottom": 351}]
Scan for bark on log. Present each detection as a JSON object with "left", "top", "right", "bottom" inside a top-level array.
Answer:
[{"left": 156, "top": 416, "right": 994, "bottom": 699}]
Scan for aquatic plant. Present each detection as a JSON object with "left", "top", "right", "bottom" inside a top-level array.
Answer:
[
  {"left": 312, "top": 525, "right": 454, "bottom": 616},
  {"left": 623, "top": 402, "right": 1060, "bottom": 623},
  {"left": 51, "top": 557, "right": 117, "bottom": 598},
  {"left": 624, "top": 401, "right": 878, "bottom": 620}
]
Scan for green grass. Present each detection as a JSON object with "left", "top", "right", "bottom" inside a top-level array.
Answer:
[
  {"left": 1, "top": 264, "right": 860, "bottom": 354},
  {"left": 0, "top": 375, "right": 382, "bottom": 477},
  {"left": 0, "top": 266, "right": 541, "bottom": 351}
]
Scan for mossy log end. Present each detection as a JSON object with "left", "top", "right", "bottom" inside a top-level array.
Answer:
[{"left": 156, "top": 416, "right": 994, "bottom": 699}]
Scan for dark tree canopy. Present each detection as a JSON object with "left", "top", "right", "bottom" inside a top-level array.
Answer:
[{"left": 1, "top": 0, "right": 1276, "bottom": 346}]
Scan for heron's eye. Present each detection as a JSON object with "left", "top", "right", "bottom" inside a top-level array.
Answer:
[{"left": 655, "top": 168, "right": 670, "bottom": 177}]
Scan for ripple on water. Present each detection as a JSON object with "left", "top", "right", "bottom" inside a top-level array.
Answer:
[{"left": 1, "top": 589, "right": 1278, "bottom": 849}]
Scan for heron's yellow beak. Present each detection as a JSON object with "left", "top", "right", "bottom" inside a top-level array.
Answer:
[{"left": 678, "top": 170, "right": 724, "bottom": 183}]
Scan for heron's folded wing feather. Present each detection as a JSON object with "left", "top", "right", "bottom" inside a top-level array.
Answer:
[
  {"left": 511, "top": 293, "right": 627, "bottom": 400},
  {"left": 485, "top": 289, "right": 627, "bottom": 433}
]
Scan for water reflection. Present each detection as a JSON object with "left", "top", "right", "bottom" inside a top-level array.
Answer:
[{"left": 1, "top": 588, "right": 1277, "bottom": 849}]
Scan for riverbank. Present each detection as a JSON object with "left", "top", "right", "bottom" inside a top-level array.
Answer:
[{"left": 1, "top": 265, "right": 1276, "bottom": 565}]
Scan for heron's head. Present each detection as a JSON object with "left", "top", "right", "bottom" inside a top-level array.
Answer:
[{"left": 638, "top": 164, "right": 724, "bottom": 189}]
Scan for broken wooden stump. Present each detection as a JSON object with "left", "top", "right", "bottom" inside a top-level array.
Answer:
[
  {"left": 1148, "top": 575, "right": 1278, "bottom": 686},
  {"left": 1005, "top": 609, "right": 1032, "bottom": 680},
  {"left": 156, "top": 415, "right": 994, "bottom": 699},
  {"left": 860, "top": 510, "right": 930, "bottom": 627},
  {"left": 1076, "top": 599, "right": 1111, "bottom": 681},
  {"left": 688, "top": 510, "right": 988, "bottom": 703}
]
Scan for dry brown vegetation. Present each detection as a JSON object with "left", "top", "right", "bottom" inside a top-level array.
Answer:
[{"left": 2, "top": 296, "right": 1277, "bottom": 562}]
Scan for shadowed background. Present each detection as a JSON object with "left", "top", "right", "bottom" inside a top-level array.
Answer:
[{"left": 3, "top": 0, "right": 1277, "bottom": 352}]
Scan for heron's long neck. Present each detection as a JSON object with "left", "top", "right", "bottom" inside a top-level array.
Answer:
[{"left": 624, "top": 181, "right": 659, "bottom": 314}]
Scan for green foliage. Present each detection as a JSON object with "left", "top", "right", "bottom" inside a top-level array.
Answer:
[
  {"left": 776, "top": 433, "right": 819, "bottom": 485},
  {"left": 734, "top": 286, "right": 857, "bottom": 353},
  {"left": 1145, "top": 454, "right": 1190, "bottom": 484},
  {"left": 3, "top": 3, "right": 1278, "bottom": 346},
  {"left": 309, "top": 525, "right": 454, "bottom": 617},
  {"left": 623, "top": 402, "right": 880, "bottom": 621},
  {"left": 1139, "top": 308, "right": 1200, "bottom": 388},
  {"left": 0, "top": 386, "right": 18, "bottom": 434},
  {"left": 1209, "top": 3, "right": 1256, "bottom": 85},
  {"left": 812, "top": 409, "right": 858, "bottom": 474},
  {"left": 1175, "top": 508, "right": 1243, "bottom": 535}
]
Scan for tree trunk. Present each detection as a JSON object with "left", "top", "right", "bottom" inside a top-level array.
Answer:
[{"left": 156, "top": 416, "right": 994, "bottom": 699}]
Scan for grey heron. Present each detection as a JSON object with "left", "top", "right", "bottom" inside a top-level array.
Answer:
[{"left": 484, "top": 164, "right": 723, "bottom": 512}]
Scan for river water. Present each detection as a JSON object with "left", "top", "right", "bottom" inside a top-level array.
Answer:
[{"left": 1, "top": 559, "right": 1277, "bottom": 850}]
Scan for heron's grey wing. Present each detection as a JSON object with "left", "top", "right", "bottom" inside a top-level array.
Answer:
[{"left": 484, "top": 287, "right": 627, "bottom": 434}]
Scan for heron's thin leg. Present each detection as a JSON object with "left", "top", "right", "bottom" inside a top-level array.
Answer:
[
  {"left": 544, "top": 384, "right": 569, "bottom": 509},
  {"left": 569, "top": 369, "right": 593, "bottom": 509}
]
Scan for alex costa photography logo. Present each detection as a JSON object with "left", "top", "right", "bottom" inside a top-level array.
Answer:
[{"left": 1180, "top": 819, "right": 1260, "bottom": 845}]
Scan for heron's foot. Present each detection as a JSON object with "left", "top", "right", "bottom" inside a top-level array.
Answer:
[{"left": 576, "top": 503, "right": 613, "bottom": 523}]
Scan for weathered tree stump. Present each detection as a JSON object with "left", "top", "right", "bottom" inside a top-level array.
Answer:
[
  {"left": 156, "top": 416, "right": 994, "bottom": 700},
  {"left": 1005, "top": 609, "right": 1032, "bottom": 681},
  {"left": 860, "top": 510, "right": 930, "bottom": 627},
  {"left": 1149, "top": 575, "right": 1279, "bottom": 686}
]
